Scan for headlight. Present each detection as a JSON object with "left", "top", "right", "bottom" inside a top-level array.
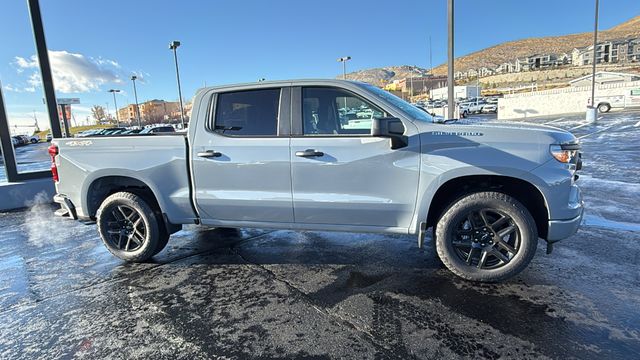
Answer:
[{"left": 550, "top": 145, "right": 578, "bottom": 163}]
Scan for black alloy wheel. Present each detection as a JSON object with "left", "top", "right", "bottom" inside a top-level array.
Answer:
[
  {"left": 105, "top": 204, "right": 147, "bottom": 252},
  {"left": 451, "top": 208, "right": 520, "bottom": 270},
  {"left": 435, "top": 191, "right": 538, "bottom": 282}
]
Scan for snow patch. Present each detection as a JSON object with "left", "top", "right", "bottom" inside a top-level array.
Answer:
[{"left": 582, "top": 214, "right": 640, "bottom": 232}]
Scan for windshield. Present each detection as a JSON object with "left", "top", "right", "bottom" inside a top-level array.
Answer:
[{"left": 360, "top": 83, "right": 434, "bottom": 123}]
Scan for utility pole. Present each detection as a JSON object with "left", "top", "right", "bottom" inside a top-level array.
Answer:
[
  {"left": 109, "top": 89, "right": 121, "bottom": 127},
  {"left": 429, "top": 36, "right": 433, "bottom": 74},
  {"left": 447, "top": 0, "right": 455, "bottom": 120},
  {"left": 131, "top": 75, "right": 142, "bottom": 127},
  {"left": 338, "top": 56, "right": 351, "bottom": 80},
  {"left": 169, "top": 41, "right": 186, "bottom": 128}
]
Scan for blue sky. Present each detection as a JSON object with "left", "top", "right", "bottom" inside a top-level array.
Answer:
[{"left": 1, "top": 0, "right": 639, "bottom": 130}]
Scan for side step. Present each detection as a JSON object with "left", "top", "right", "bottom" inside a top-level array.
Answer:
[{"left": 54, "top": 207, "right": 70, "bottom": 217}]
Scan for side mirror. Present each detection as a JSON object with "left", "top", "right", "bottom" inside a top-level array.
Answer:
[{"left": 371, "top": 117, "right": 408, "bottom": 149}]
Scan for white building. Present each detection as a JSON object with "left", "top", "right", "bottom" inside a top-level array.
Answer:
[
  {"left": 569, "top": 71, "right": 640, "bottom": 87},
  {"left": 430, "top": 85, "right": 481, "bottom": 100}
]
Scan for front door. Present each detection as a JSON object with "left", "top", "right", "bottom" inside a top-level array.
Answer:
[
  {"left": 290, "top": 86, "right": 420, "bottom": 228},
  {"left": 191, "top": 87, "right": 293, "bottom": 223}
]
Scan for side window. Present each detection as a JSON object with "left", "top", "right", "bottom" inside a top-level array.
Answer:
[
  {"left": 214, "top": 88, "right": 280, "bottom": 136},
  {"left": 302, "top": 87, "right": 385, "bottom": 135}
]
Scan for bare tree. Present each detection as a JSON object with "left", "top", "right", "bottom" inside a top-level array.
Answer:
[{"left": 91, "top": 105, "right": 107, "bottom": 124}]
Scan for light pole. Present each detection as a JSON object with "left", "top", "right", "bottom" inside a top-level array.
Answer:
[
  {"left": 131, "top": 75, "right": 142, "bottom": 127},
  {"left": 337, "top": 56, "right": 351, "bottom": 80},
  {"left": 109, "top": 89, "right": 121, "bottom": 127},
  {"left": 587, "top": 0, "right": 600, "bottom": 123},
  {"left": 169, "top": 40, "right": 186, "bottom": 128},
  {"left": 410, "top": 66, "right": 414, "bottom": 102},
  {"left": 447, "top": 0, "right": 455, "bottom": 120}
]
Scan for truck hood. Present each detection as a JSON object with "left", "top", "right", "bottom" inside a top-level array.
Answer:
[{"left": 415, "top": 120, "right": 578, "bottom": 171}]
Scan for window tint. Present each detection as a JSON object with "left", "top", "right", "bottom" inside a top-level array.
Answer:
[
  {"left": 302, "top": 87, "right": 385, "bottom": 135},
  {"left": 214, "top": 88, "right": 280, "bottom": 136}
]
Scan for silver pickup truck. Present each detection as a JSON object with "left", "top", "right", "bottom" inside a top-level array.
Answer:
[{"left": 50, "top": 80, "right": 583, "bottom": 282}]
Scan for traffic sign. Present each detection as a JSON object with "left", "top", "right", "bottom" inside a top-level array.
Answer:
[{"left": 57, "top": 98, "right": 80, "bottom": 105}]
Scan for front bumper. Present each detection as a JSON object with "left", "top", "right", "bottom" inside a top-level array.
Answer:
[
  {"left": 546, "top": 184, "right": 584, "bottom": 242},
  {"left": 547, "top": 207, "right": 584, "bottom": 242}
]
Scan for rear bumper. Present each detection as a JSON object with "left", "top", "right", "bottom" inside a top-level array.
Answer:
[{"left": 53, "top": 193, "right": 78, "bottom": 220}]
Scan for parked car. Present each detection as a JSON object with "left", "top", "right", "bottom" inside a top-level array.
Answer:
[
  {"left": 11, "top": 137, "right": 20, "bottom": 147},
  {"left": 27, "top": 135, "right": 40, "bottom": 143},
  {"left": 140, "top": 126, "right": 176, "bottom": 134},
  {"left": 11, "top": 136, "right": 26, "bottom": 146},
  {"left": 468, "top": 100, "right": 489, "bottom": 114},
  {"left": 51, "top": 79, "right": 583, "bottom": 283},
  {"left": 482, "top": 103, "right": 498, "bottom": 113},
  {"left": 46, "top": 133, "right": 53, "bottom": 142}
]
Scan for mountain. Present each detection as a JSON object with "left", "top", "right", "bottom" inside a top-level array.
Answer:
[
  {"left": 429, "top": 15, "right": 640, "bottom": 75},
  {"left": 343, "top": 15, "right": 640, "bottom": 82},
  {"left": 342, "top": 65, "right": 431, "bottom": 86}
]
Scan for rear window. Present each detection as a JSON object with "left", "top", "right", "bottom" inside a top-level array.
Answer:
[{"left": 214, "top": 88, "right": 280, "bottom": 136}]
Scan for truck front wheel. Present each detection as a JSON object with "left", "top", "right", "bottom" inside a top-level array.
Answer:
[
  {"left": 435, "top": 192, "right": 538, "bottom": 282},
  {"left": 96, "top": 192, "right": 167, "bottom": 262}
]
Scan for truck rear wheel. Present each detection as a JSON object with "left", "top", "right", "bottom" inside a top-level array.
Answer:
[
  {"left": 96, "top": 192, "right": 167, "bottom": 262},
  {"left": 597, "top": 103, "right": 611, "bottom": 113},
  {"left": 435, "top": 191, "right": 538, "bottom": 282}
]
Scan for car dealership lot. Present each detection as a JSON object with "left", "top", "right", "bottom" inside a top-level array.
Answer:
[{"left": 0, "top": 110, "right": 639, "bottom": 359}]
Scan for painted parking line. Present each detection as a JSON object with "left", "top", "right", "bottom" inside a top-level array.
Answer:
[
  {"left": 577, "top": 120, "right": 627, "bottom": 139},
  {"left": 543, "top": 117, "right": 565, "bottom": 125},
  {"left": 569, "top": 122, "right": 591, "bottom": 131}
]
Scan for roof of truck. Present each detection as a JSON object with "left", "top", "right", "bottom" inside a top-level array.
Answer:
[{"left": 196, "top": 79, "right": 371, "bottom": 93}]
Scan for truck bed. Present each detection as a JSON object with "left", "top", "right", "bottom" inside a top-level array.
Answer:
[{"left": 53, "top": 134, "right": 196, "bottom": 224}]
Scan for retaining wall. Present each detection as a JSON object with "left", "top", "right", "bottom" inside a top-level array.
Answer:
[{"left": 497, "top": 80, "right": 640, "bottom": 119}]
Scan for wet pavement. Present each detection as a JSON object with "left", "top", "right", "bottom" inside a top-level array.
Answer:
[{"left": 1, "top": 110, "right": 639, "bottom": 359}]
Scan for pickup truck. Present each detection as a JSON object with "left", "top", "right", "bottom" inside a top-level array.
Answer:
[{"left": 50, "top": 79, "right": 584, "bottom": 282}]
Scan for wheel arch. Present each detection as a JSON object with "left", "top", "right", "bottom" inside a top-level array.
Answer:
[
  {"left": 84, "top": 175, "right": 163, "bottom": 220},
  {"left": 425, "top": 175, "right": 550, "bottom": 240}
]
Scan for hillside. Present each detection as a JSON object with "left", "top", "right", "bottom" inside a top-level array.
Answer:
[
  {"left": 430, "top": 15, "right": 640, "bottom": 75},
  {"left": 343, "top": 65, "right": 431, "bottom": 86},
  {"left": 343, "top": 15, "right": 640, "bottom": 84}
]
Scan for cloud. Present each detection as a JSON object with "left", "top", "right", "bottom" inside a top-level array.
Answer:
[
  {"left": 3, "top": 82, "right": 35, "bottom": 93},
  {"left": 12, "top": 50, "right": 126, "bottom": 93}
]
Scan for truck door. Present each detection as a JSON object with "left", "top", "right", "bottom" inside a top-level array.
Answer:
[
  {"left": 191, "top": 87, "right": 294, "bottom": 224},
  {"left": 289, "top": 86, "right": 420, "bottom": 228}
]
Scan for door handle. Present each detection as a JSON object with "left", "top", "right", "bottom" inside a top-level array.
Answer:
[
  {"left": 295, "top": 149, "right": 324, "bottom": 157},
  {"left": 197, "top": 150, "right": 222, "bottom": 158}
]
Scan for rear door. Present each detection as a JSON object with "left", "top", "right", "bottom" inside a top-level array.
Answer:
[
  {"left": 289, "top": 86, "right": 420, "bottom": 228},
  {"left": 191, "top": 87, "right": 294, "bottom": 223}
]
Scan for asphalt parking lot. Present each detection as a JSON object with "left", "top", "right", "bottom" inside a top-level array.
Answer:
[{"left": 1, "top": 110, "right": 639, "bottom": 359}]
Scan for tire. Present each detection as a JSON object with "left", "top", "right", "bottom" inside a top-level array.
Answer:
[
  {"left": 597, "top": 103, "right": 611, "bottom": 113},
  {"left": 152, "top": 225, "right": 170, "bottom": 256},
  {"left": 31, "top": 139, "right": 38, "bottom": 144},
  {"left": 435, "top": 191, "right": 538, "bottom": 282},
  {"left": 96, "top": 191, "right": 167, "bottom": 262}
]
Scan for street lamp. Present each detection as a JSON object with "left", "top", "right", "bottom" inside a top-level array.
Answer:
[
  {"left": 131, "top": 75, "right": 142, "bottom": 127},
  {"left": 587, "top": 0, "right": 600, "bottom": 123},
  {"left": 169, "top": 40, "right": 186, "bottom": 128},
  {"left": 337, "top": 56, "right": 351, "bottom": 80},
  {"left": 108, "top": 89, "right": 121, "bottom": 127}
]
